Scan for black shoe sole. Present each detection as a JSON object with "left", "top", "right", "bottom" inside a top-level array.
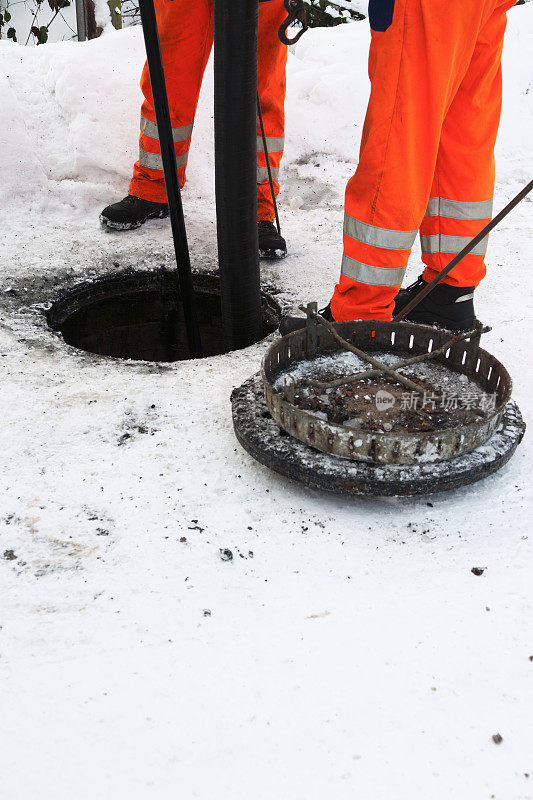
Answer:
[
  {"left": 259, "top": 246, "right": 288, "bottom": 260},
  {"left": 402, "top": 310, "right": 475, "bottom": 333},
  {"left": 99, "top": 207, "right": 169, "bottom": 231}
]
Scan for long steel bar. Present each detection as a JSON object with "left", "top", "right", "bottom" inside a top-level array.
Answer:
[
  {"left": 299, "top": 305, "right": 423, "bottom": 393},
  {"left": 257, "top": 91, "right": 281, "bottom": 235},
  {"left": 75, "top": 0, "right": 87, "bottom": 41},
  {"left": 394, "top": 179, "right": 533, "bottom": 322},
  {"left": 301, "top": 326, "right": 490, "bottom": 390},
  {"left": 138, "top": 0, "right": 203, "bottom": 358}
]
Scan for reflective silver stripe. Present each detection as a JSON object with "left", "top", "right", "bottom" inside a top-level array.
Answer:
[
  {"left": 455, "top": 293, "right": 475, "bottom": 303},
  {"left": 140, "top": 115, "right": 194, "bottom": 144},
  {"left": 425, "top": 196, "right": 493, "bottom": 220},
  {"left": 138, "top": 150, "right": 189, "bottom": 170},
  {"left": 341, "top": 255, "right": 406, "bottom": 287},
  {"left": 344, "top": 214, "right": 417, "bottom": 251},
  {"left": 420, "top": 233, "right": 489, "bottom": 256},
  {"left": 257, "top": 136, "right": 285, "bottom": 153},
  {"left": 257, "top": 166, "right": 280, "bottom": 183}
]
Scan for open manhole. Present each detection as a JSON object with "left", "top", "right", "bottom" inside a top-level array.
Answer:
[{"left": 47, "top": 270, "right": 281, "bottom": 362}]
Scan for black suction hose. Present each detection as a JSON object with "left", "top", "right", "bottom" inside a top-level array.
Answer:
[
  {"left": 214, "top": 0, "right": 263, "bottom": 351},
  {"left": 138, "top": 0, "right": 203, "bottom": 359}
]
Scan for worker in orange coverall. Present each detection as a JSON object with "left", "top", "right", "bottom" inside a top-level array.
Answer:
[
  {"left": 101, "top": 0, "right": 288, "bottom": 259},
  {"left": 282, "top": 0, "right": 516, "bottom": 333}
]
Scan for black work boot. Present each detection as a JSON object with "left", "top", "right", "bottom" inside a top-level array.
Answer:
[
  {"left": 258, "top": 220, "right": 287, "bottom": 260},
  {"left": 279, "top": 303, "right": 334, "bottom": 337},
  {"left": 100, "top": 195, "right": 169, "bottom": 230},
  {"left": 393, "top": 275, "right": 475, "bottom": 332}
]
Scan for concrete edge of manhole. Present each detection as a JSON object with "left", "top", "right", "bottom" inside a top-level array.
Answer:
[{"left": 231, "top": 373, "right": 526, "bottom": 497}]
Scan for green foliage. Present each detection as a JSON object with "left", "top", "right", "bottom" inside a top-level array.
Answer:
[
  {"left": 115, "top": 0, "right": 365, "bottom": 32},
  {"left": 303, "top": 0, "right": 365, "bottom": 28},
  {"left": 302, "top": 0, "right": 527, "bottom": 27},
  {"left": 30, "top": 24, "right": 49, "bottom": 43},
  {"left": 0, "top": 0, "right": 71, "bottom": 44},
  {"left": 0, "top": 8, "right": 16, "bottom": 39}
]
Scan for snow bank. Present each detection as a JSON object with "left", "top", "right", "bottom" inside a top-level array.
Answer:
[
  {"left": 1, "top": 4, "right": 531, "bottom": 218},
  {"left": 1, "top": 4, "right": 531, "bottom": 212},
  {"left": 0, "top": 30, "right": 144, "bottom": 211}
]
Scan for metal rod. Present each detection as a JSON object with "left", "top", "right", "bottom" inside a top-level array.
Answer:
[
  {"left": 302, "top": 326, "right": 490, "bottom": 389},
  {"left": 394, "top": 179, "right": 533, "bottom": 322},
  {"left": 299, "top": 305, "right": 423, "bottom": 393},
  {"left": 75, "top": 0, "right": 87, "bottom": 41},
  {"left": 214, "top": 0, "right": 263, "bottom": 351},
  {"left": 138, "top": 0, "right": 203, "bottom": 359},
  {"left": 257, "top": 91, "right": 281, "bottom": 235}
]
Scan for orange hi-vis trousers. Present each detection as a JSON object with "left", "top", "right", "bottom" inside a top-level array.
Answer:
[
  {"left": 129, "top": 0, "right": 287, "bottom": 222},
  {"left": 331, "top": 0, "right": 515, "bottom": 322}
]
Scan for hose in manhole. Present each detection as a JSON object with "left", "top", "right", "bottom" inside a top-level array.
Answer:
[{"left": 46, "top": 270, "right": 281, "bottom": 362}]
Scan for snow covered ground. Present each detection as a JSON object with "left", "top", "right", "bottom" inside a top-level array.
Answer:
[{"left": 1, "top": 7, "right": 532, "bottom": 799}]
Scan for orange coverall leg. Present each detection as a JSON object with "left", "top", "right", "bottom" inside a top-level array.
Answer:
[
  {"left": 128, "top": 0, "right": 287, "bottom": 222},
  {"left": 331, "top": 0, "right": 515, "bottom": 323}
]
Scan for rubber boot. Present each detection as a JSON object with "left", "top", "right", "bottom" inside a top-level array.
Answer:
[{"left": 394, "top": 276, "right": 475, "bottom": 332}]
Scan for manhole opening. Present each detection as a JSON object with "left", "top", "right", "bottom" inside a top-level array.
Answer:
[{"left": 46, "top": 270, "right": 281, "bottom": 362}]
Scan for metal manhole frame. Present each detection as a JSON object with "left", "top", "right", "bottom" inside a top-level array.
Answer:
[
  {"left": 231, "top": 374, "right": 525, "bottom": 497},
  {"left": 261, "top": 319, "right": 512, "bottom": 466}
]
